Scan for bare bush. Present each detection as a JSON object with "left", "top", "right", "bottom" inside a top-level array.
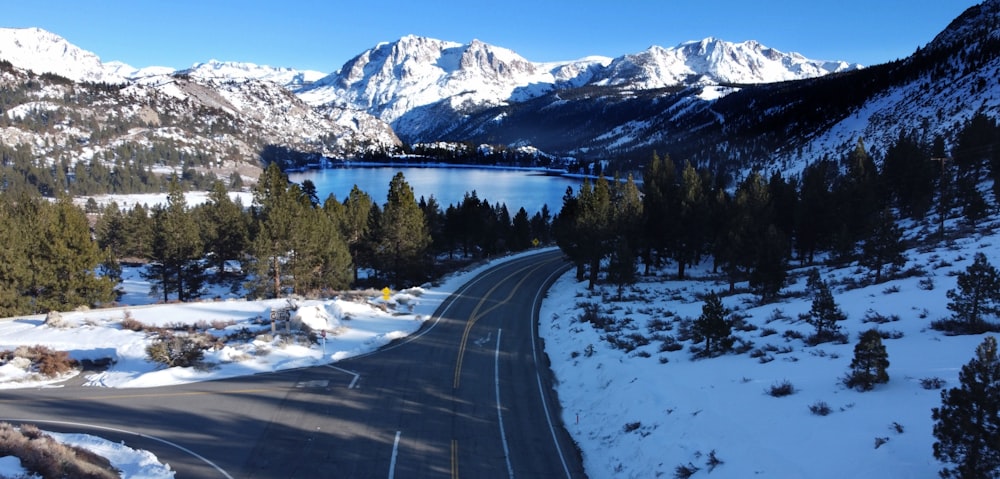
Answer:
[
  {"left": 921, "top": 377, "right": 946, "bottom": 389},
  {"left": 145, "top": 333, "right": 207, "bottom": 367},
  {"left": 766, "top": 380, "right": 795, "bottom": 397},
  {"left": 2, "top": 346, "right": 77, "bottom": 377},
  {"left": 120, "top": 311, "right": 145, "bottom": 332},
  {"left": 809, "top": 401, "right": 832, "bottom": 416},
  {"left": 0, "top": 422, "right": 119, "bottom": 479}
]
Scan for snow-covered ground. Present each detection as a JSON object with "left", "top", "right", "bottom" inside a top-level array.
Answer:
[
  {"left": 539, "top": 219, "right": 999, "bottom": 478},
  {"left": 0, "top": 250, "right": 538, "bottom": 478},
  {"left": 1, "top": 214, "right": 996, "bottom": 478}
]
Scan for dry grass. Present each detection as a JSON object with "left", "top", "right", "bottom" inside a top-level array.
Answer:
[
  {"left": 0, "top": 422, "right": 119, "bottom": 479},
  {"left": 0, "top": 346, "right": 77, "bottom": 377}
]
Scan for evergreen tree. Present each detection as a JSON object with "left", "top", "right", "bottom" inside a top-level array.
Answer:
[
  {"left": 844, "top": 328, "right": 890, "bottom": 391},
  {"left": 796, "top": 159, "right": 837, "bottom": 264},
  {"left": 143, "top": 178, "right": 204, "bottom": 302},
  {"left": 691, "top": 291, "right": 733, "bottom": 357},
  {"left": 860, "top": 208, "right": 907, "bottom": 284},
  {"left": 288, "top": 203, "right": 352, "bottom": 295},
  {"left": 342, "top": 185, "right": 374, "bottom": 282},
  {"left": 122, "top": 203, "right": 153, "bottom": 260},
  {"left": 530, "top": 204, "right": 552, "bottom": 245},
  {"left": 553, "top": 186, "right": 585, "bottom": 281},
  {"left": 0, "top": 193, "right": 31, "bottom": 315},
  {"left": 606, "top": 237, "right": 637, "bottom": 300},
  {"left": 673, "top": 162, "right": 706, "bottom": 280},
  {"left": 881, "top": 130, "right": 935, "bottom": 219},
  {"left": 613, "top": 174, "right": 643, "bottom": 270},
  {"left": 246, "top": 164, "right": 301, "bottom": 297},
  {"left": 932, "top": 336, "right": 1000, "bottom": 479},
  {"left": 641, "top": 152, "right": 676, "bottom": 273},
  {"left": 36, "top": 197, "right": 116, "bottom": 310},
  {"left": 95, "top": 201, "right": 128, "bottom": 259},
  {"left": 197, "top": 181, "right": 249, "bottom": 282},
  {"left": 946, "top": 252, "right": 1000, "bottom": 333},
  {"left": 749, "top": 224, "right": 788, "bottom": 302},
  {"left": 807, "top": 279, "right": 847, "bottom": 344},
  {"left": 576, "top": 177, "right": 613, "bottom": 289},
  {"left": 510, "top": 207, "right": 532, "bottom": 251},
  {"left": 377, "top": 172, "right": 431, "bottom": 287},
  {"left": 420, "top": 195, "right": 447, "bottom": 256}
]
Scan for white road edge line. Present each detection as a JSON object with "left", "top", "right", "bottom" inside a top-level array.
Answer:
[
  {"left": 0, "top": 417, "right": 234, "bottom": 479},
  {"left": 388, "top": 430, "right": 402, "bottom": 479},
  {"left": 495, "top": 329, "right": 515, "bottom": 479},
  {"left": 530, "top": 264, "right": 574, "bottom": 479},
  {"left": 325, "top": 364, "right": 361, "bottom": 388}
]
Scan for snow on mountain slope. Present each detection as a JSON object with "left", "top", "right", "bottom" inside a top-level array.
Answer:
[
  {"left": 299, "top": 34, "right": 861, "bottom": 135},
  {"left": 596, "top": 37, "right": 860, "bottom": 89},
  {"left": 181, "top": 59, "right": 325, "bottom": 88},
  {"left": 298, "top": 35, "right": 572, "bottom": 123},
  {"left": 0, "top": 27, "right": 127, "bottom": 83}
]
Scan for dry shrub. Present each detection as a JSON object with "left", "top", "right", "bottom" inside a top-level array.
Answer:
[
  {"left": 7, "top": 346, "right": 77, "bottom": 377},
  {"left": 120, "top": 310, "right": 145, "bottom": 332},
  {"left": 0, "top": 422, "right": 119, "bottom": 479}
]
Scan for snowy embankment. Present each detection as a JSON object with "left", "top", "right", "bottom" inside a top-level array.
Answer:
[
  {"left": 539, "top": 222, "right": 999, "bottom": 478},
  {"left": 0, "top": 249, "right": 543, "bottom": 478}
]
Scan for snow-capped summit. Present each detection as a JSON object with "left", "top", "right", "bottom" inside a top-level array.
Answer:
[
  {"left": 0, "top": 27, "right": 127, "bottom": 83},
  {"left": 299, "top": 34, "right": 563, "bottom": 123},
  {"left": 595, "top": 37, "right": 861, "bottom": 89},
  {"left": 181, "top": 59, "right": 325, "bottom": 88}
]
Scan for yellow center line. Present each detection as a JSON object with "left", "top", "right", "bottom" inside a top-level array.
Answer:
[
  {"left": 452, "top": 258, "right": 557, "bottom": 389},
  {"left": 451, "top": 439, "right": 459, "bottom": 479}
]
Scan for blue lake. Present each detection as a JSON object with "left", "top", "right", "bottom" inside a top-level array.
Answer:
[{"left": 288, "top": 166, "right": 582, "bottom": 214}]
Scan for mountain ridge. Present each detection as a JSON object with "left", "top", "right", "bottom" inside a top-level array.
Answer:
[{"left": 0, "top": 2, "right": 996, "bottom": 186}]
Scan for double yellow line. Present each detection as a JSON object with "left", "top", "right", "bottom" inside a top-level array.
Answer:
[{"left": 451, "top": 259, "right": 552, "bottom": 390}]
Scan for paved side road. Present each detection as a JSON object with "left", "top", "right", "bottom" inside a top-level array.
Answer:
[{"left": 0, "top": 249, "right": 586, "bottom": 479}]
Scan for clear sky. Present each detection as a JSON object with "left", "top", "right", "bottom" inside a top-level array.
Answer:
[{"left": 1, "top": 0, "right": 983, "bottom": 73}]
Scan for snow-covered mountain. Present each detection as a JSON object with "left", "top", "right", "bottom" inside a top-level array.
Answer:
[
  {"left": 1, "top": 0, "right": 996, "bottom": 181},
  {"left": 297, "top": 35, "right": 576, "bottom": 124},
  {"left": 297, "top": 34, "right": 859, "bottom": 140},
  {"left": 0, "top": 27, "right": 128, "bottom": 83},
  {"left": 594, "top": 37, "right": 858, "bottom": 89},
  {"left": 180, "top": 60, "right": 326, "bottom": 88},
  {"left": 0, "top": 27, "right": 400, "bottom": 184}
]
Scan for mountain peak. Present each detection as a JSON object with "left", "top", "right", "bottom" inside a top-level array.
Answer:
[
  {"left": 596, "top": 37, "right": 862, "bottom": 88},
  {"left": 0, "top": 27, "right": 126, "bottom": 83}
]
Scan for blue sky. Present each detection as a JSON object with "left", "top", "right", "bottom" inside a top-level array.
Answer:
[{"left": 2, "top": 0, "right": 982, "bottom": 73}]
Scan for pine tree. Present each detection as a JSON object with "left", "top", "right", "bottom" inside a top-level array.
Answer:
[
  {"left": 691, "top": 291, "right": 733, "bottom": 357},
  {"left": 946, "top": 253, "right": 1000, "bottom": 333},
  {"left": 342, "top": 185, "right": 374, "bottom": 282},
  {"left": 38, "top": 197, "right": 116, "bottom": 310},
  {"left": 807, "top": 279, "right": 847, "bottom": 344},
  {"left": 606, "top": 237, "right": 637, "bottom": 300},
  {"left": 377, "top": 172, "right": 431, "bottom": 287},
  {"left": 94, "top": 201, "right": 127, "bottom": 258},
  {"left": 861, "top": 208, "right": 907, "bottom": 284},
  {"left": 932, "top": 336, "right": 1000, "bottom": 479},
  {"left": 844, "top": 328, "right": 889, "bottom": 391},
  {"left": 247, "top": 164, "right": 302, "bottom": 298},
  {"left": 641, "top": 152, "right": 676, "bottom": 274},
  {"left": 0, "top": 193, "right": 35, "bottom": 315},
  {"left": 144, "top": 177, "right": 204, "bottom": 302},
  {"left": 510, "top": 207, "right": 532, "bottom": 251},
  {"left": 197, "top": 181, "right": 249, "bottom": 282}
]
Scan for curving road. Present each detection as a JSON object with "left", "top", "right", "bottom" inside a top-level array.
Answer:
[{"left": 0, "top": 249, "right": 586, "bottom": 478}]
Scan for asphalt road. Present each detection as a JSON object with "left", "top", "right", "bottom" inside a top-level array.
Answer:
[{"left": 0, "top": 249, "right": 586, "bottom": 479}]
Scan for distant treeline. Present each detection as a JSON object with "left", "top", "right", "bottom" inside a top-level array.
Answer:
[{"left": 1, "top": 113, "right": 996, "bottom": 316}]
